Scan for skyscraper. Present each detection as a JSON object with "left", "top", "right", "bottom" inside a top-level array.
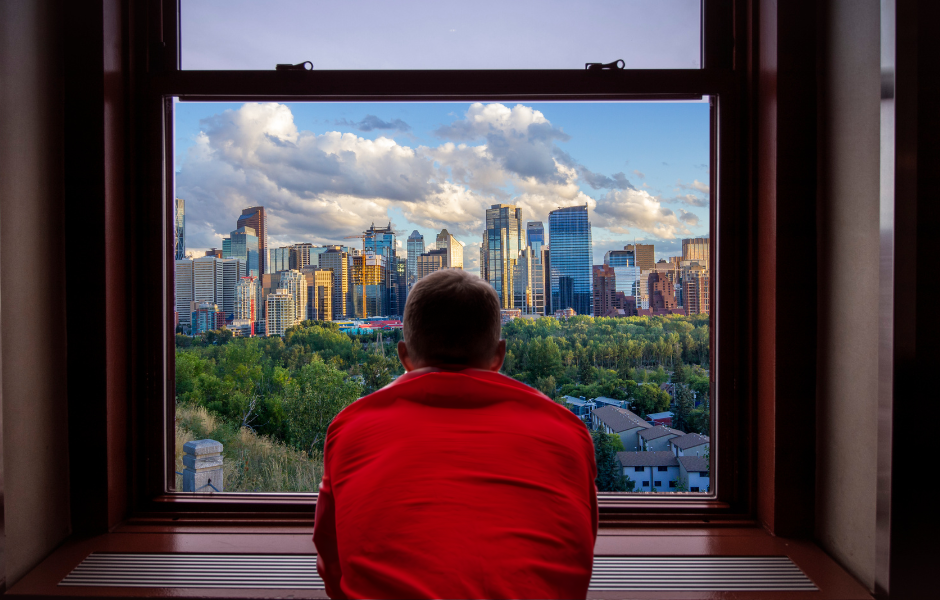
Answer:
[
  {"left": 350, "top": 253, "right": 388, "bottom": 318},
  {"left": 484, "top": 204, "right": 524, "bottom": 308},
  {"left": 175, "top": 259, "right": 194, "bottom": 331},
  {"left": 265, "top": 291, "right": 295, "bottom": 337},
  {"left": 548, "top": 204, "right": 593, "bottom": 316},
  {"left": 406, "top": 230, "right": 424, "bottom": 286},
  {"left": 236, "top": 207, "right": 268, "bottom": 275},
  {"left": 682, "top": 237, "right": 710, "bottom": 270},
  {"left": 513, "top": 246, "right": 543, "bottom": 315},
  {"left": 221, "top": 258, "right": 247, "bottom": 319},
  {"left": 435, "top": 228, "right": 464, "bottom": 269},
  {"left": 624, "top": 243, "right": 655, "bottom": 272},
  {"left": 300, "top": 266, "right": 334, "bottom": 321},
  {"left": 364, "top": 222, "right": 396, "bottom": 260},
  {"left": 604, "top": 249, "right": 636, "bottom": 296},
  {"left": 289, "top": 243, "right": 316, "bottom": 270},
  {"left": 174, "top": 197, "right": 186, "bottom": 260},
  {"left": 593, "top": 264, "right": 616, "bottom": 317},
  {"left": 417, "top": 248, "right": 447, "bottom": 280},
  {"left": 193, "top": 256, "right": 225, "bottom": 305},
  {"left": 234, "top": 276, "right": 262, "bottom": 334},
  {"left": 271, "top": 246, "right": 291, "bottom": 272},
  {"left": 682, "top": 262, "right": 710, "bottom": 315},
  {"left": 526, "top": 221, "right": 544, "bottom": 257},
  {"left": 277, "top": 269, "right": 308, "bottom": 325},
  {"left": 318, "top": 246, "right": 349, "bottom": 319},
  {"left": 222, "top": 226, "right": 259, "bottom": 276}
]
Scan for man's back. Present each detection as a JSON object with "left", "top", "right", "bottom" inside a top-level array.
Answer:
[{"left": 313, "top": 368, "right": 598, "bottom": 599}]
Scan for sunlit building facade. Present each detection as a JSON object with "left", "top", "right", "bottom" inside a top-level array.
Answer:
[
  {"left": 484, "top": 203, "right": 524, "bottom": 309},
  {"left": 222, "top": 226, "right": 259, "bottom": 276},
  {"left": 264, "top": 291, "right": 295, "bottom": 337},
  {"left": 406, "top": 230, "right": 424, "bottom": 286},
  {"left": 301, "top": 266, "right": 333, "bottom": 321},
  {"left": 318, "top": 246, "right": 349, "bottom": 319},
  {"left": 435, "top": 228, "right": 464, "bottom": 269},
  {"left": 350, "top": 253, "right": 388, "bottom": 318},
  {"left": 548, "top": 204, "right": 592, "bottom": 316},
  {"left": 234, "top": 276, "right": 261, "bottom": 327}
]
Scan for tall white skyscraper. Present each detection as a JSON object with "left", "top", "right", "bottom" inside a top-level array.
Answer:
[
  {"left": 175, "top": 259, "right": 194, "bottom": 328},
  {"left": 234, "top": 276, "right": 261, "bottom": 323},
  {"left": 278, "top": 269, "right": 308, "bottom": 325},
  {"left": 265, "top": 291, "right": 295, "bottom": 337},
  {"left": 221, "top": 258, "right": 246, "bottom": 318},
  {"left": 193, "top": 256, "right": 224, "bottom": 305}
]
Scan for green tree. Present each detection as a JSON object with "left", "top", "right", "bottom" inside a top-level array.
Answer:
[
  {"left": 525, "top": 337, "right": 563, "bottom": 380},
  {"left": 534, "top": 375, "right": 557, "bottom": 397},
  {"left": 591, "top": 430, "right": 634, "bottom": 492},
  {"left": 672, "top": 383, "right": 694, "bottom": 432},
  {"left": 283, "top": 360, "right": 363, "bottom": 455}
]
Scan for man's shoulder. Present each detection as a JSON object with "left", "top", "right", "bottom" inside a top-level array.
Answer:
[{"left": 332, "top": 369, "right": 588, "bottom": 434}]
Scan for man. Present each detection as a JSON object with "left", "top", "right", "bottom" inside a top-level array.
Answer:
[{"left": 313, "top": 269, "right": 598, "bottom": 599}]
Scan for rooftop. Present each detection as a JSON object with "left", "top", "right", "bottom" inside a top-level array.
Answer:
[
  {"left": 616, "top": 451, "right": 679, "bottom": 468},
  {"left": 678, "top": 455, "right": 710, "bottom": 473},
  {"left": 671, "top": 433, "right": 711, "bottom": 450},
  {"left": 563, "top": 396, "right": 595, "bottom": 408},
  {"left": 593, "top": 405, "right": 651, "bottom": 433},
  {"left": 638, "top": 425, "right": 684, "bottom": 441}
]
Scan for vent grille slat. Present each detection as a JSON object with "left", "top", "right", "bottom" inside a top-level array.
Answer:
[{"left": 60, "top": 553, "right": 816, "bottom": 591}]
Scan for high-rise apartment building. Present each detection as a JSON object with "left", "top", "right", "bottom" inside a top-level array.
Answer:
[
  {"left": 683, "top": 263, "right": 710, "bottom": 316},
  {"left": 205, "top": 248, "right": 223, "bottom": 258},
  {"left": 417, "top": 248, "right": 447, "bottom": 280},
  {"left": 222, "top": 226, "right": 259, "bottom": 276},
  {"left": 484, "top": 204, "right": 524, "bottom": 308},
  {"left": 175, "top": 260, "right": 194, "bottom": 330},
  {"left": 406, "top": 230, "right": 424, "bottom": 286},
  {"left": 593, "top": 264, "right": 617, "bottom": 317},
  {"left": 174, "top": 197, "right": 186, "bottom": 260},
  {"left": 648, "top": 272, "right": 683, "bottom": 315},
  {"left": 277, "top": 269, "right": 308, "bottom": 325},
  {"left": 548, "top": 204, "right": 593, "bottom": 316},
  {"left": 682, "top": 237, "right": 710, "bottom": 270},
  {"left": 236, "top": 206, "right": 268, "bottom": 275},
  {"left": 265, "top": 291, "right": 295, "bottom": 337},
  {"left": 435, "top": 228, "right": 464, "bottom": 269},
  {"left": 300, "top": 266, "right": 333, "bottom": 321},
  {"left": 318, "top": 246, "right": 349, "bottom": 319},
  {"left": 624, "top": 243, "right": 655, "bottom": 272},
  {"left": 234, "top": 276, "right": 261, "bottom": 324},
  {"left": 289, "top": 243, "right": 315, "bottom": 270},
  {"left": 190, "top": 302, "right": 224, "bottom": 336},
  {"left": 542, "top": 246, "right": 551, "bottom": 315}
]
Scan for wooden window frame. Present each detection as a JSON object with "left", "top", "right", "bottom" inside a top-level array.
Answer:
[{"left": 68, "top": 0, "right": 819, "bottom": 537}]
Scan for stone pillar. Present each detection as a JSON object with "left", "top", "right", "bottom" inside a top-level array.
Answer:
[{"left": 182, "top": 439, "right": 223, "bottom": 493}]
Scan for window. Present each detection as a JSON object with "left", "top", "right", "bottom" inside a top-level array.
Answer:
[
  {"left": 654, "top": 480, "right": 662, "bottom": 487},
  {"left": 691, "top": 487, "right": 700, "bottom": 492},
  {"left": 669, "top": 480, "right": 677, "bottom": 488},
  {"left": 634, "top": 467, "right": 645, "bottom": 473},
  {"left": 657, "top": 466, "right": 669, "bottom": 472},
  {"left": 145, "top": 0, "right": 741, "bottom": 517}
]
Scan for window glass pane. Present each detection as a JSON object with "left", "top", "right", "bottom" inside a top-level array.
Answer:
[
  {"left": 172, "top": 100, "right": 711, "bottom": 494},
  {"left": 181, "top": 0, "right": 701, "bottom": 70}
]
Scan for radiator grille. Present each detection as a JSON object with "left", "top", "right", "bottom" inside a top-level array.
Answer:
[{"left": 60, "top": 553, "right": 816, "bottom": 591}]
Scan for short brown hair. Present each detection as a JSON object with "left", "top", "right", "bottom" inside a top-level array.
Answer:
[{"left": 403, "top": 269, "right": 501, "bottom": 365}]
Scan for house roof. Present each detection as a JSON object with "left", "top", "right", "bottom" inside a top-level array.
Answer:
[
  {"left": 593, "top": 396, "right": 624, "bottom": 407},
  {"left": 563, "top": 395, "right": 595, "bottom": 407},
  {"left": 671, "top": 433, "right": 711, "bottom": 450},
  {"left": 678, "top": 455, "right": 709, "bottom": 473},
  {"left": 592, "top": 405, "right": 651, "bottom": 433},
  {"left": 647, "top": 411, "right": 674, "bottom": 420},
  {"left": 638, "top": 425, "right": 684, "bottom": 441},
  {"left": 616, "top": 451, "right": 679, "bottom": 468}
]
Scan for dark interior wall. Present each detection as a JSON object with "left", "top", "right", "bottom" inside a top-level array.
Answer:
[
  {"left": 815, "top": 0, "right": 881, "bottom": 590},
  {"left": 0, "top": 0, "right": 71, "bottom": 589}
]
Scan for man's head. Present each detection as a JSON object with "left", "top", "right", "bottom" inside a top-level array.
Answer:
[{"left": 398, "top": 269, "right": 505, "bottom": 371}]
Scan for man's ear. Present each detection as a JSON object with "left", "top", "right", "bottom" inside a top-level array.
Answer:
[
  {"left": 489, "top": 339, "right": 507, "bottom": 372},
  {"left": 398, "top": 340, "right": 415, "bottom": 372}
]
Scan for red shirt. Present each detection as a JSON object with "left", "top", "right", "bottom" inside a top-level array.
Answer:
[{"left": 313, "top": 367, "right": 598, "bottom": 599}]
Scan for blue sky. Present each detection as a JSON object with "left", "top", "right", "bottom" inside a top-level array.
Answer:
[{"left": 175, "top": 101, "right": 710, "bottom": 271}]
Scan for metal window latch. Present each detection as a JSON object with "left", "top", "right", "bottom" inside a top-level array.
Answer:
[
  {"left": 276, "top": 61, "right": 314, "bottom": 71},
  {"left": 585, "top": 59, "right": 625, "bottom": 71}
]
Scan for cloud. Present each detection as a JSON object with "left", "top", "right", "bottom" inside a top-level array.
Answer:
[
  {"left": 660, "top": 193, "right": 709, "bottom": 208},
  {"left": 633, "top": 169, "right": 645, "bottom": 179},
  {"left": 579, "top": 168, "right": 635, "bottom": 191},
  {"left": 678, "top": 209, "right": 700, "bottom": 226},
  {"left": 677, "top": 179, "right": 710, "bottom": 194},
  {"left": 336, "top": 114, "right": 411, "bottom": 132},
  {"left": 593, "top": 188, "right": 694, "bottom": 239},
  {"left": 434, "top": 103, "right": 570, "bottom": 183}
]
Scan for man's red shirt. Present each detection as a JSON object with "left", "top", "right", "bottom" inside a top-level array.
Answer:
[{"left": 313, "top": 367, "right": 598, "bottom": 599}]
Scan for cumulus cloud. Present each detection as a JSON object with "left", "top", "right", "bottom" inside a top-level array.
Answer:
[
  {"left": 177, "top": 102, "right": 702, "bottom": 254},
  {"left": 594, "top": 188, "right": 693, "bottom": 239},
  {"left": 677, "top": 179, "right": 710, "bottom": 194},
  {"left": 660, "top": 193, "right": 709, "bottom": 208},
  {"left": 336, "top": 115, "right": 411, "bottom": 132}
]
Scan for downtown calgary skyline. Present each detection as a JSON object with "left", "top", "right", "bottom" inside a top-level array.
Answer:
[{"left": 174, "top": 101, "right": 710, "bottom": 274}]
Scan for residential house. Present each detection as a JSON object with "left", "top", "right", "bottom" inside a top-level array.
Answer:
[
  {"left": 678, "top": 455, "right": 710, "bottom": 493},
  {"left": 638, "top": 425, "right": 684, "bottom": 452},
  {"left": 670, "top": 433, "right": 710, "bottom": 457},
  {"left": 592, "top": 405, "right": 651, "bottom": 451},
  {"left": 616, "top": 451, "right": 680, "bottom": 492},
  {"left": 592, "top": 396, "right": 627, "bottom": 410},
  {"left": 562, "top": 396, "right": 596, "bottom": 421},
  {"left": 646, "top": 411, "right": 674, "bottom": 426}
]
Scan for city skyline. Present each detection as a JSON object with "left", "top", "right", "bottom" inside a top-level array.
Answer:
[{"left": 175, "top": 101, "right": 710, "bottom": 273}]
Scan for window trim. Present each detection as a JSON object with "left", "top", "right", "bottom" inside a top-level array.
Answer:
[{"left": 130, "top": 0, "right": 754, "bottom": 524}]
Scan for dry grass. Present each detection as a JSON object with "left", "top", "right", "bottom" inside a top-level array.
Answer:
[{"left": 175, "top": 403, "right": 323, "bottom": 493}]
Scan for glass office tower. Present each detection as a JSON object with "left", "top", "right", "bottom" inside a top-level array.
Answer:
[
  {"left": 222, "top": 226, "right": 260, "bottom": 277},
  {"left": 604, "top": 248, "right": 637, "bottom": 296},
  {"left": 526, "top": 221, "right": 544, "bottom": 258},
  {"left": 406, "top": 230, "right": 424, "bottom": 286},
  {"left": 364, "top": 222, "right": 397, "bottom": 260},
  {"left": 484, "top": 204, "right": 524, "bottom": 308},
  {"left": 548, "top": 204, "right": 593, "bottom": 316}
]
